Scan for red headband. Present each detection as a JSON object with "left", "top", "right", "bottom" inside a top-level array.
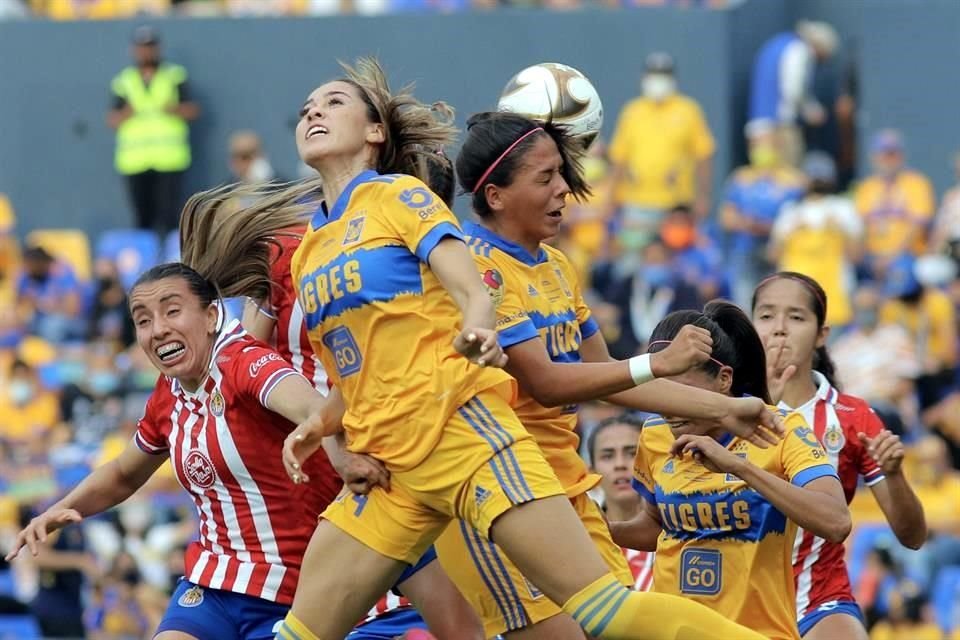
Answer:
[
  {"left": 647, "top": 340, "right": 728, "bottom": 368},
  {"left": 471, "top": 127, "right": 544, "bottom": 194}
]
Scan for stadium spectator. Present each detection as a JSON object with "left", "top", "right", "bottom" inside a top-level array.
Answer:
[
  {"left": 720, "top": 119, "right": 805, "bottom": 309},
  {"left": 0, "top": 193, "right": 18, "bottom": 308},
  {"left": 931, "top": 151, "right": 960, "bottom": 253},
  {"left": 107, "top": 26, "right": 199, "bottom": 236},
  {"left": 40, "top": 0, "right": 169, "bottom": 19},
  {"left": 661, "top": 203, "right": 727, "bottom": 302},
  {"left": 15, "top": 245, "right": 84, "bottom": 344},
  {"left": 227, "top": 130, "right": 276, "bottom": 184},
  {"left": 0, "top": 359, "right": 60, "bottom": 447},
  {"left": 88, "top": 260, "right": 134, "bottom": 348},
  {"left": 748, "top": 20, "right": 838, "bottom": 167},
  {"left": 831, "top": 285, "right": 920, "bottom": 433},
  {"left": 557, "top": 138, "right": 615, "bottom": 283},
  {"left": 606, "top": 51, "right": 715, "bottom": 253},
  {"left": 879, "top": 253, "right": 957, "bottom": 412},
  {"left": 768, "top": 151, "right": 862, "bottom": 326},
  {"left": 855, "top": 130, "right": 935, "bottom": 277}
]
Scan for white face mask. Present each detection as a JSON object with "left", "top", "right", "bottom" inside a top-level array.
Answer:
[
  {"left": 9, "top": 380, "right": 33, "bottom": 405},
  {"left": 246, "top": 156, "right": 275, "bottom": 182},
  {"left": 642, "top": 74, "right": 676, "bottom": 101}
]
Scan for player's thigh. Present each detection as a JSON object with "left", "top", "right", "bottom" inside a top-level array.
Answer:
[
  {"left": 504, "top": 614, "right": 587, "bottom": 640},
  {"left": 572, "top": 493, "right": 634, "bottom": 588},
  {"left": 803, "top": 611, "right": 868, "bottom": 640},
  {"left": 155, "top": 633, "right": 201, "bottom": 640},
  {"left": 398, "top": 557, "right": 485, "bottom": 640}
]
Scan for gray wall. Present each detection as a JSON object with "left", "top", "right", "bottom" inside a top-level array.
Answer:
[{"left": 2, "top": 0, "right": 959, "bottom": 239}]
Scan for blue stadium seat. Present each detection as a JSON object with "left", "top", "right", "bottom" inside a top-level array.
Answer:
[
  {"left": 0, "top": 615, "right": 42, "bottom": 640},
  {"left": 164, "top": 229, "right": 180, "bottom": 262},
  {"left": 846, "top": 524, "right": 894, "bottom": 585},
  {"left": 96, "top": 229, "right": 161, "bottom": 291},
  {"left": 933, "top": 566, "right": 960, "bottom": 631}
]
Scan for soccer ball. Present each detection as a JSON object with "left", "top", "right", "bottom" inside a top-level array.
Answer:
[{"left": 497, "top": 62, "right": 603, "bottom": 148}]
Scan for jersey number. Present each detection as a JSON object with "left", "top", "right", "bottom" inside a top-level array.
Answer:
[
  {"left": 323, "top": 326, "right": 363, "bottom": 378},
  {"left": 680, "top": 548, "right": 722, "bottom": 596}
]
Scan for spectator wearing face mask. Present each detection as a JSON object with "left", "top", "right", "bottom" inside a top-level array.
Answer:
[
  {"left": 605, "top": 52, "right": 715, "bottom": 254},
  {"left": 879, "top": 253, "right": 956, "bottom": 413},
  {"left": 15, "top": 245, "right": 84, "bottom": 344},
  {"left": 660, "top": 204, "right": 726, "bottom": 302},
  {"left": 0, "top": 359, "right": 60, "bottom": 446},
  {"left": 720, "top": 120, "right": 805, "bottom": 308},
  {"left": 768, "top": 151, "right": 862, "bottom": 326},
  {"left": 227, "top": 130, "right": 277, "bottom": 185},
  {"left": 855, "top": 130, "right": 935, "bottom": 277},
  {"left": 748, "top": 20, "right": 839, "bottom": 167}
]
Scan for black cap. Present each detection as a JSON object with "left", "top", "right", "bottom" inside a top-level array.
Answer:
[
  {"left": 644, "top": 52, "right": 675, "bottom": 74},
  {"left": 132, "top": 25, "right": 160, "bottom": 46},
  {"left": 23, "top": 245, "right": 54, "bottom": 262}
]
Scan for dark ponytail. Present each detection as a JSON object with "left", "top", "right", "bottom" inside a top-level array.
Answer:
[
  {"left": 648, "top": 300, "right": 771, "bottom": 403},
  {"left": 752, "top": 272, "right": 839, "bottom": 389}
]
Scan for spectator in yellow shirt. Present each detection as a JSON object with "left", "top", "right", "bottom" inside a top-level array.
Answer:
[
  {"left": 855, "top": 130, "right": 934, "bottom": 276},
  {"left": 880, "top": 253, "right": 957, "bottom": 412},
  {"left": 606, "top": 52, "right": 715, "bottom": 252},
  {"left": 0, "top": 359, "right": 60, "bottom": 444}
]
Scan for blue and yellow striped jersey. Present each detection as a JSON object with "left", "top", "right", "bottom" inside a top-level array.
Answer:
[
  {"left": 291, "top": 171, "right": 513, "bottom": 471},
  {"left": 464, "top": 222, "right": 601, "bottom": 497},
  {"left": 633, "top": 410, "right": 837, "bottom": 640}
]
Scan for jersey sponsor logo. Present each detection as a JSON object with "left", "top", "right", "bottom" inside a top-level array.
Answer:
[
  {"left": 481, "top": 269, "right": 504, "bottom": 307},
  {"left": 835, "top": 403, "right": 856, "bottom": 412},
  {"left": 210, "top": 389, "right": 225, "bottom": 417},
  {"left": 343, "top": 216, "right": 366, "bottom": 245},
  {"left": 322, "top": 326, "right": 363, "bottom": 377},
  {"left": 823, "top": 425, "right": 845, "bottom": 454},
  {"left": 178, "top": 585, "right": 205, "bottom": 608},
  {"left": 794, "top": 426, "right": 822, "bottom": 449},
  {"left": 249, "top": 352, "right": 283, "bottom": 378},
  {"left": 185, "top": 450, "right": 217, "bottom": 489},
  {"left": 398, "top": 186, "right": 444, "bottom": 219},
  {"left": 680, "top": 548, "right": 721, "bottom": 595},
  {"left": 216, "top": 355, "right": 232, "bottom": 365}
]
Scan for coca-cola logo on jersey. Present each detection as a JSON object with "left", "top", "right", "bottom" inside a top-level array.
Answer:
[
  {"left": 185, "top": 450, "right": 216, "bottom": 489},
  {"left": 249, "top": 353, "right": 282, "bottom": 378}
]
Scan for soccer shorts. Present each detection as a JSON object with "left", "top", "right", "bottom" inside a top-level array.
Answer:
[
  {"left": 797, "top": 600, "right": 865, "bottom": 636},
  {"left": 321, "top": 389, "right": 565, "bottom": 565},
  {"left": 156, "top": 579, "right": 289, "bottom": 640},
  {"left": 434, "top": 491, "right": 633, "bottom": 638}
]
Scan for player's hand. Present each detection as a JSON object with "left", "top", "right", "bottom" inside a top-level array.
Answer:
[
  {"left": 670, "top": 434, "right": 745, "bottom": 475},
  {"left": 453, "top": 328, "right": 508, "bottom": 368},
  {"left": 648, "top": 325, "right": 713, "bottom": 378},
  {"left": 338, "top": 452, "right": 390, "bottom": 495},
  {"left": 718, "top": 396, "right": 785, "bottom": 448},
  {"left": 765, "top": 338, "right": 797, "bottom": 405},
  {"left": 859, "top": 430, "right": 905, "bottom": 475},
  {"left": 283, "top": 414, "right": 327, "bottom": 484},
  {"left": 5, "top": 508, "right": 83, "bottom": 561}
]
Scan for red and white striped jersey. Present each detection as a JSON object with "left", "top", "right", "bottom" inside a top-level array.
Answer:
[
  {"left": 360, "top": 592, "right": 412, "bottom": 625},
  {"left": 779, "top": 371, "right": 886, "bottom": 619},
  {"left": 134, "top": 321, "right": 331, "bottom": 605},
  {"left": 623, "top": 548, "right": 654, "bottom": 592},
  {"left": 268, "top": 229, "right": 330, "bottom": 393}
]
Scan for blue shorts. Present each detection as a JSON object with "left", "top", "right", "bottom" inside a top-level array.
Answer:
[
  {"left": 798, "top": 600, "right": 865, "bottom": 637},
  {"left": 155, "top": 579, "right": 289, "bottom": 640}
]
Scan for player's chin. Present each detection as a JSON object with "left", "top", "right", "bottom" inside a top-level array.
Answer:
[{"left": 669, "top": 422, "right": 697, "bottom": 437}]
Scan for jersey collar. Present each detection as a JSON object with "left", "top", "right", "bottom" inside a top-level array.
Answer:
[
  {"left": 464, "top": 222, "right": 548, "bottom": 266},
  {"left": 310, "top": 169, "right": 379, "bottom": 230},
  {"left": 778, "top": 370, "right": 836, "bottom": 415},
  {"left": 170, "top": 319, "right": 244, "bottom": 397}
]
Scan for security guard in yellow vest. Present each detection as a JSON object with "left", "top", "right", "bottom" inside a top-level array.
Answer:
[{"left": 108, "top": 26, "right": 199, "bottom": 235}]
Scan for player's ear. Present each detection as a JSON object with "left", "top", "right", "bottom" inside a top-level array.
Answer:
[
  {"left": 716, "top": 366, "right": 734, "bottom": 395},
  {"left": 365, "top": 122, "right": 385, "bottom": 146},
  {"left": 485, "top": 183, "right": 506, "bottom": 213}
]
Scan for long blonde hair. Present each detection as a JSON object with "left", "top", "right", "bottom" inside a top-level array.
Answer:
[{"left": 179, "top": 56, "right": 456, "bottom": 302}]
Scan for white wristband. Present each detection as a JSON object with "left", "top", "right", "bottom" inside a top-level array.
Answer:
[{"left": 628, "top": 354, "right": 655, "bottom": 385}]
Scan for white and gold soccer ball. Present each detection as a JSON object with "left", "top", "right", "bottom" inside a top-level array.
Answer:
[{"left": 497, "top": 62, "right": 603, "bottom": 148}]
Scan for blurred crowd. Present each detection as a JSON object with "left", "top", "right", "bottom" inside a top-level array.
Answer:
[
  {"left": 0, "top": 11, "right": 959, "bottom": 640},
  {"left": 0, "top": 0, "right": 734, "bottom": 19}
]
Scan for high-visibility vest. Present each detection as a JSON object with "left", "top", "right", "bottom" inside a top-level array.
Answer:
[{"left": 111, "top": 63, "right": 192, "bottom": 175}]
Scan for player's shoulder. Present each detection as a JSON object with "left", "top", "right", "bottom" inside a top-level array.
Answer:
[
  {"left": 541, "top": 242, "right": 573, "bottom": 267},
  {"left": 143, "top": 375, "right": 176, "bottom": 414},
  {"left": 361, "top": 173, "right": 448, "bottom": 220},
  {"left": 639, "top": 415, "right": 673, "bottom": 448}
]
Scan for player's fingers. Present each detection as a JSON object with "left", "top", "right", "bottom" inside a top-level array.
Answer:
[
  {"left": 4, "top": 537, "right": 24, "bottom": 562},
  {"left": 857, "top": 432, "right": 871, "bottom": 447},
  {"left": 26, "top": 528, "right": 39, "bottom": 557}
]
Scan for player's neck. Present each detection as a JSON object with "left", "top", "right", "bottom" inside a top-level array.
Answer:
[
  {"left": 316, "top": 160, "right": 371, "bottom": 209},
  {"left": 604, "top": 497, "right": 641, "bottom": 523},
  {"left": 780, "top": 368, "right": 819, "bottom": 409},
  {"left": 480, "top": 218, "right": 540, "bottom": 256}
]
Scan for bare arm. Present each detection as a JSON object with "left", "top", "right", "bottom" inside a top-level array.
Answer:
[
  {"left": 241, "top": 299, "right": 277, "bottom": 343},
  {"left": 106, "top": 104, "right": 133, "bottom": 129},
  {"left": 265, "top": 372, "right": 341, "bottom": 436},
  {"left": 168, "top": 101, "right": 200, "bottom": 121},
  {"left": 694, "top": 154, "right": 714, "bottom": 220},
  {"left": 870, "top": 476, "right": 927, "bottom": 550},
  {"left": 608, "top": 501, "right": 662, "bottom": 552}
]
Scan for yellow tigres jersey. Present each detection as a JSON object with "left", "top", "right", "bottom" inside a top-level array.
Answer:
[
  {"left": 464, "top": 222, "right": 600, "bottom": 497},
  {"left": 633, "top": 409, "right": 837, "bottom": 640},
  {"left": 291, "top": 172, "right": 513, "bottom": 471}
]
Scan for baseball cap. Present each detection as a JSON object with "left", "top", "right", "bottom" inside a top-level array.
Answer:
[
  {"left": 802, "top": 151, "right": 837, "bottom": 183},
  {"left": 883, "top": 253, "right": 921, "bottom": 298},
  {"left": 132, "top": 25, "right": 160, "bottom": 46},
  {"left": 644, "top": 52, "right": 675, "bottom": 75},
  {"left": 871, "top": 129, "right": 904, "bottom": 154}
]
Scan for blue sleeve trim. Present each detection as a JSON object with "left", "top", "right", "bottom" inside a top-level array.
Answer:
[
  {"left": 631, "top": 477, "right": 657, "bottom": 505},
  {"left": 580, "top": 316, "right": 600, "bottom": 340},
  {"left": 415, "top": 221, "right": 464, "bottom": 264},
  {"left": 394, "top": 545, "right": 437, "bottom": 589},
  {"left": 499, "top": 320, "right": 539, "bottom": 349},
  {"left": 792, "top": 463, "right": 839, "bottom": 488}
]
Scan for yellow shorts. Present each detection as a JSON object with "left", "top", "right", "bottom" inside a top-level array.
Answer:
[
  {"left": 321, "top": 390, "right": 565, "bottom": 565},
  {"left": 435, "top": 491, "right": 633, "bottom": 637}
]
